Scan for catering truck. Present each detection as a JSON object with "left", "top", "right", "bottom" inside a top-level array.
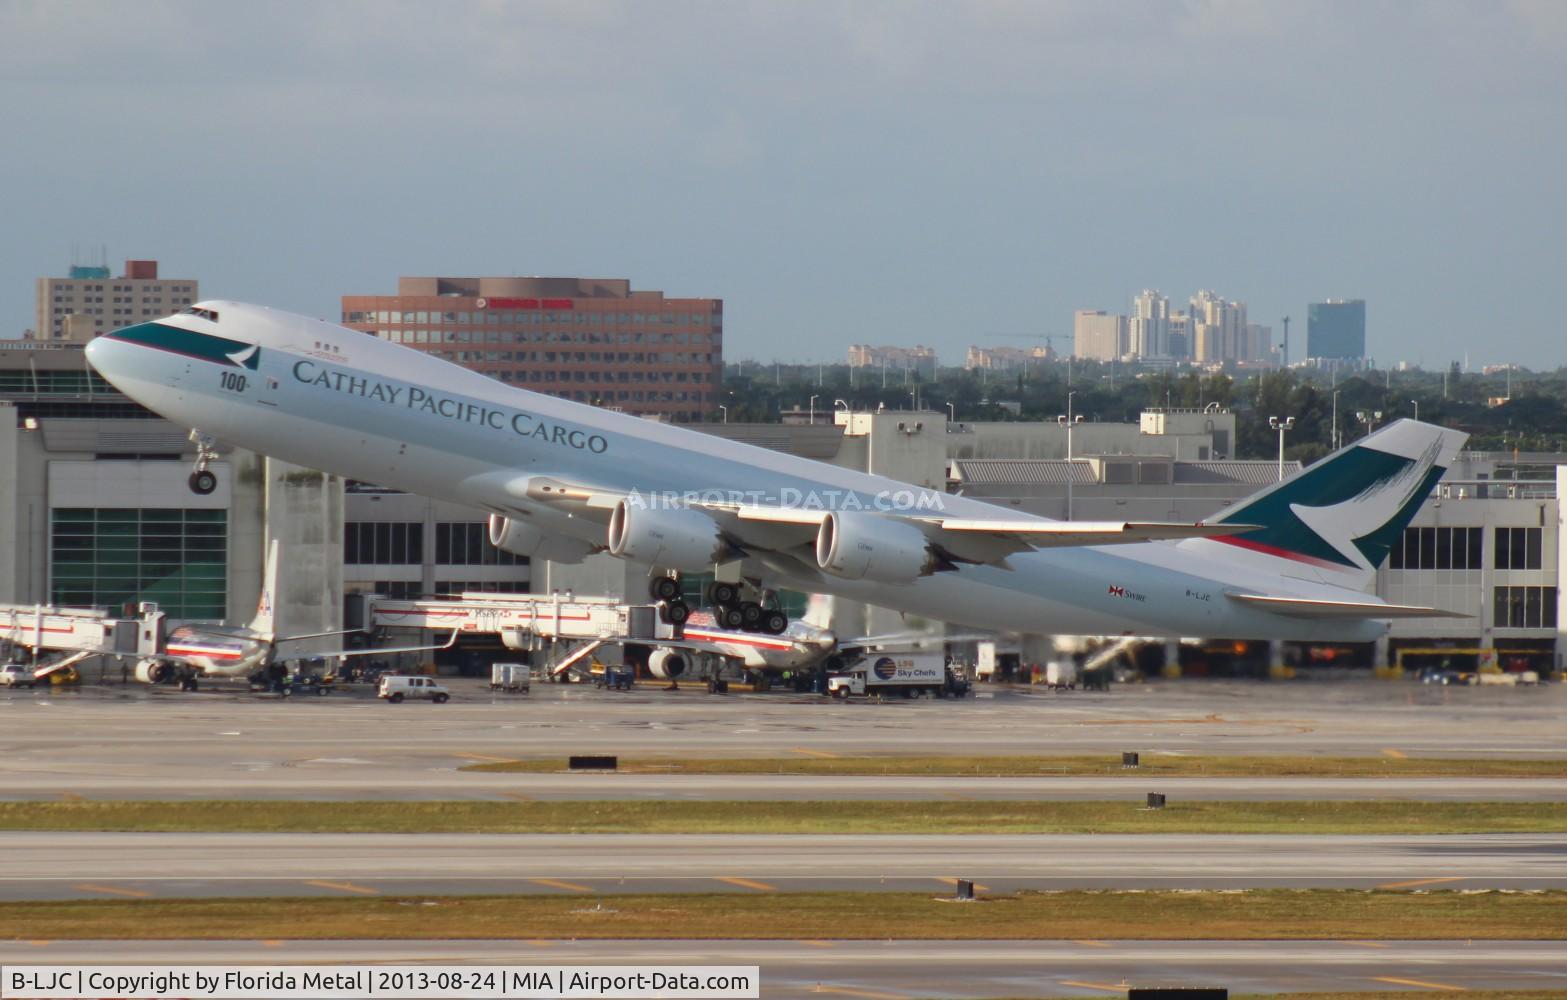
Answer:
[{"left": 827, "top": 652, "right": 969, "bottom": 699}]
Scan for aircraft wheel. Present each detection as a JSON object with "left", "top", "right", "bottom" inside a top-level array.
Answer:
[
  {"left": 649, "top": 575, "right": 682, "bottom": 602},
  {"left": 660, "top": 600, "right": 690, "bottom": 625},
  {"left": 739, "top": 602, "right": 764, "bottom": 630},
  {"left": 188, "top": 469, "right": 218, "bottom": 495},
  {"left": 763, "top": 611, "right": 789, "bottom": 635},
  {"left": 708, "top": 581, "right": 740, "bottom": 606},
  {"left": 718, "top": 606, "right": 745, "bottom": 629}
]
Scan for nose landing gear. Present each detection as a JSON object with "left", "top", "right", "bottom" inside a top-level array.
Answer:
[{"left": 187, "top": 430, "right": 219, "bottom": 495}]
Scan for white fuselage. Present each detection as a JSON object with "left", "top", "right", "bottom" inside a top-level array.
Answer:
[{"left": 85, "top": 303, "right": 1388, "bottom": 642}]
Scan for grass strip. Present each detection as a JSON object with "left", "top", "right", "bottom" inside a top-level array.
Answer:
[
  {"left": 1, "top": 890, "right": 1561, "bottom": 941},
  {"left": 1, "top": 799, "right": 1564, "bottom": 834},
  {"left": 463, "top": 753, "right": 1567, "bottom": 778}
]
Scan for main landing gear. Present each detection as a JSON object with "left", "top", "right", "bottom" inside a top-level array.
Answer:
[
  {"left": 188, "top": 430, "right": 219, "bottom": 495},
  {"left": 648, "top": 575, "right": 790, "bottom": 635},
  {"left": 649, "top": 574, "right": 690, "bottom": 626},
  {"left": 706, "top": 580, "right": 788, "bottom": 635}
]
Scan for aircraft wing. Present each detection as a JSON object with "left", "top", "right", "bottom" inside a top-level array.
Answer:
[
  {"left": 1226, "top": 593, "right": 1469, "bottom": 620},
  {"left": 513, "top": 474, "right": 1257, "bottom": 566}
]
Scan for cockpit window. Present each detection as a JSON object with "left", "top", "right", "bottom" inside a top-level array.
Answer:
[{"left": 181, "top": 307, "right": 220, "bottom": 322}]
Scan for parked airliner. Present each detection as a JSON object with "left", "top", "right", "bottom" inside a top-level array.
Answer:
[{"left": 84, "top": 302, "right": 1467, "bottom": 641}]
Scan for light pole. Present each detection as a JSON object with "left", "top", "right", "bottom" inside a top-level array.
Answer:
[
  {"left": 1268, "top": 415, "right": 1295, "bottom": 481},
  {"left": 809, "top": 394, "right": 818, "bottom": 425},
  {"left": 946, "top": 401, "right": 955, "bottom": 424},
  {"left": 1356, "top": 409, "right": 1382, "bottom": 439},
  {"left": 1410, "top": 399, "right": 1419, "bottom": 422},
  {"left": 719, "top": 404, "right": 728, "bottom": 424},
  {"left": 1332, "top": 390, "right": 1341, "bottom": 450},
  {"left": 1058, "top": 391, "right": 1082, "bottom": 519}
]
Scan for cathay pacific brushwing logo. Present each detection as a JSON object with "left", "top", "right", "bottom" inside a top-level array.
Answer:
[
  {"left": 1216, "top": 439, "right": 1447, "bottom": 571},
  {"left": 1288, "top": 438, "right": 1445, "bottom": 572},
  {"left": 227, "top": 344, "right": 261, "bottom": 370}
]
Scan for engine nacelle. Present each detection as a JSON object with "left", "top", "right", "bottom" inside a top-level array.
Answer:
[
  {"left": 134, "top": 658, "right": 173, "bottom": 684},
  {"left": 488, "top": 514, "right": 596, "bottom": 564},
  {"left": 607, "top": 501, "right": 726, "bottom": 571},
  {"left": 815, "top": 511, "right": 935, "bottom": 583},
  {"left": 646, "top": 647, "right": 688, "bottom": 680}
]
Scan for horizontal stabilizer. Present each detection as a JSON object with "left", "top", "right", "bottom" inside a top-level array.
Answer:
[
  {"left": 931, "top": 519, "right": 1260, "bottom": 546},
  {"left": 1227, "top": 592, "right": 1469, "bottom": 620}
]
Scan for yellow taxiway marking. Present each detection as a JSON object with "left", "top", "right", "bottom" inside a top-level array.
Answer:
[
  {"left": 1070, "top": 940, "right": 1111, "bottom": 948},
  {"left": 261, "top": 940, "right": 284, "bottom": 948},
  {"left": 529, "top": 878, "right": 592, "bottom": 893},
  {"left": 790, "top": 747, "right": 840, "bottom": 758},
  {"left": 1377, "top": 876, "right": 1466, "bottom": 890},
  {"left": 810, "top": 986, "right": 910, "bottom": 1000},
  {"left": 1370, "top": 975, "right": 1467, "bottom": 991},
  {"left": 1346, "top": 941, "right": 1391, "bottom": 948},
  {"left": 798, "top": 940, "right": 835, "bottom": 948},
  {"left": 73, "top": 883, "right": 152, "bottom": 898},
  {"left": 455, "top": 752, "right": 516, "bottom": 763},
  {"left": 716, "top": 876, "right": 777, "bottom": 891},
  {"left": 934, "top": 876, "right": 989, "bottom": 892},
  {"left": 1382, "top": 748, "right": 1409, "bottom": 759},
  {"left": 1057, "top": 982, "right": 1126, "bottom": 993},
  {"left": 526, "top": 940, "right": 557, "bottom": 947},
  {"left": 59, "top": 792, "right": 84, "bottom": 802},
  {"left": 303, "top": 879, "right": 379, "bottom": 896},
  {"left": 27, "top": 941, "right": 52, "bottom": 947},
  {"left": 497, "top": 791, "right": 535, "bottom": 801}
]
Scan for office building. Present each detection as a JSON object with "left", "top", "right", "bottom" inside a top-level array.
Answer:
[
  {"left": 965, "top": 345, "right": 1051, "bottom": 371},
  {"left": 1307, "top": 299, "right": 1367, "bottom": 361},
  {"left": 36, "top": 260, "right": 198, "bottom": 342},
  {"left": 341, "top": 276, "right": 723, "bottom": 422},
  {"left": 1072, "top": 310, "right": 1127, "bottom": 361},
  {"left": 847, "top": 344, "right": 937, "bottom": 379}
]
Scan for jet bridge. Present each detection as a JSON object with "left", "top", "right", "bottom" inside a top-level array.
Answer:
[
  {"left": 0, "top": 602, "right": 163, "bottom": 677},
  {"left": 358, "top": 592, "right": 681, "bottom": 676}
]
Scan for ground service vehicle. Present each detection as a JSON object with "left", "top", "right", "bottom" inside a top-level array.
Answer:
[
  {"left": 828, "top": 653, "right": 965, "bottom": 698},
  {"left": 0, "top": 664, "right": 38, "bottom": 688},
  {"left": 378, "top": 675, "right": 451, "bottom": 703}
]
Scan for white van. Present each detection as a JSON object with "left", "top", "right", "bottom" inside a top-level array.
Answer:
[{"left": 378, "top": 675, "right": 451, "bottom": 703}]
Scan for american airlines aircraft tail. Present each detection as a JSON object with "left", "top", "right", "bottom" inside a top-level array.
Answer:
[{"left": 1182, "top": 419, "right": 1468, "bottom": 592}]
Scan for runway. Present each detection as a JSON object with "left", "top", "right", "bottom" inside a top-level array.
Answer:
[
  {"left": 3, "top": 939, "right": 1564, "bottom": 996},
  {"left": 1, "top": 832, "right": 1562, "bottom": 900},
  {"left": 1, "top": 679, "right": 1563, "bottom": 805}
]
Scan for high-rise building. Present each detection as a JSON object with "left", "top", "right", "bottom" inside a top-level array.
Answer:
[
  {"left": 1072, "top": 310, "right": 1127, "bottom": 361},
  {"left": 1243, "top": 323, "right": 1274, "bottom": 365},
  {"left": 36, "top": 260, "right": 198, "bottom": 341},
  {"left": 1129, "top": 290, "right": 1170, "bottom": 358},
  {"left": 341, "top": 276, "right": 723, "bottom": 422},
  {"left": 1166, "top": 312, "right": 1192, "bottom": 360},
  {"left": 1307, "top": 299, "right": 1366, "bottom": 360},
  {"left": 1189, "top": 290, "right": 1247, "bottom": 364}
]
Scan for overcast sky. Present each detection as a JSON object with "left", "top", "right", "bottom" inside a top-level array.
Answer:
[{"left": 2, "top": 1, "right": 1563, "bottom": 368}]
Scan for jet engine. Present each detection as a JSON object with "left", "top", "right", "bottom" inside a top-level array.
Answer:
[
  {"left": 646, "top": 647, "right": 688, "bottom": 680},
  {"left": 815, "top": 511, "right": 935, "bottom": 583},
  {"left": 487, "top": 514, "right": 596, "bottom": 564},
  {"left": 134, "top": 658, "right": 174, "bottom": 684},
  {"left": 607, "top": 501, "right": 727, "bottom": 571}
]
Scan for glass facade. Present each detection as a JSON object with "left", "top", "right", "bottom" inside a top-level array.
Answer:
[{"left": 51, "top": 508, "right": 227, "bottom": 619}]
